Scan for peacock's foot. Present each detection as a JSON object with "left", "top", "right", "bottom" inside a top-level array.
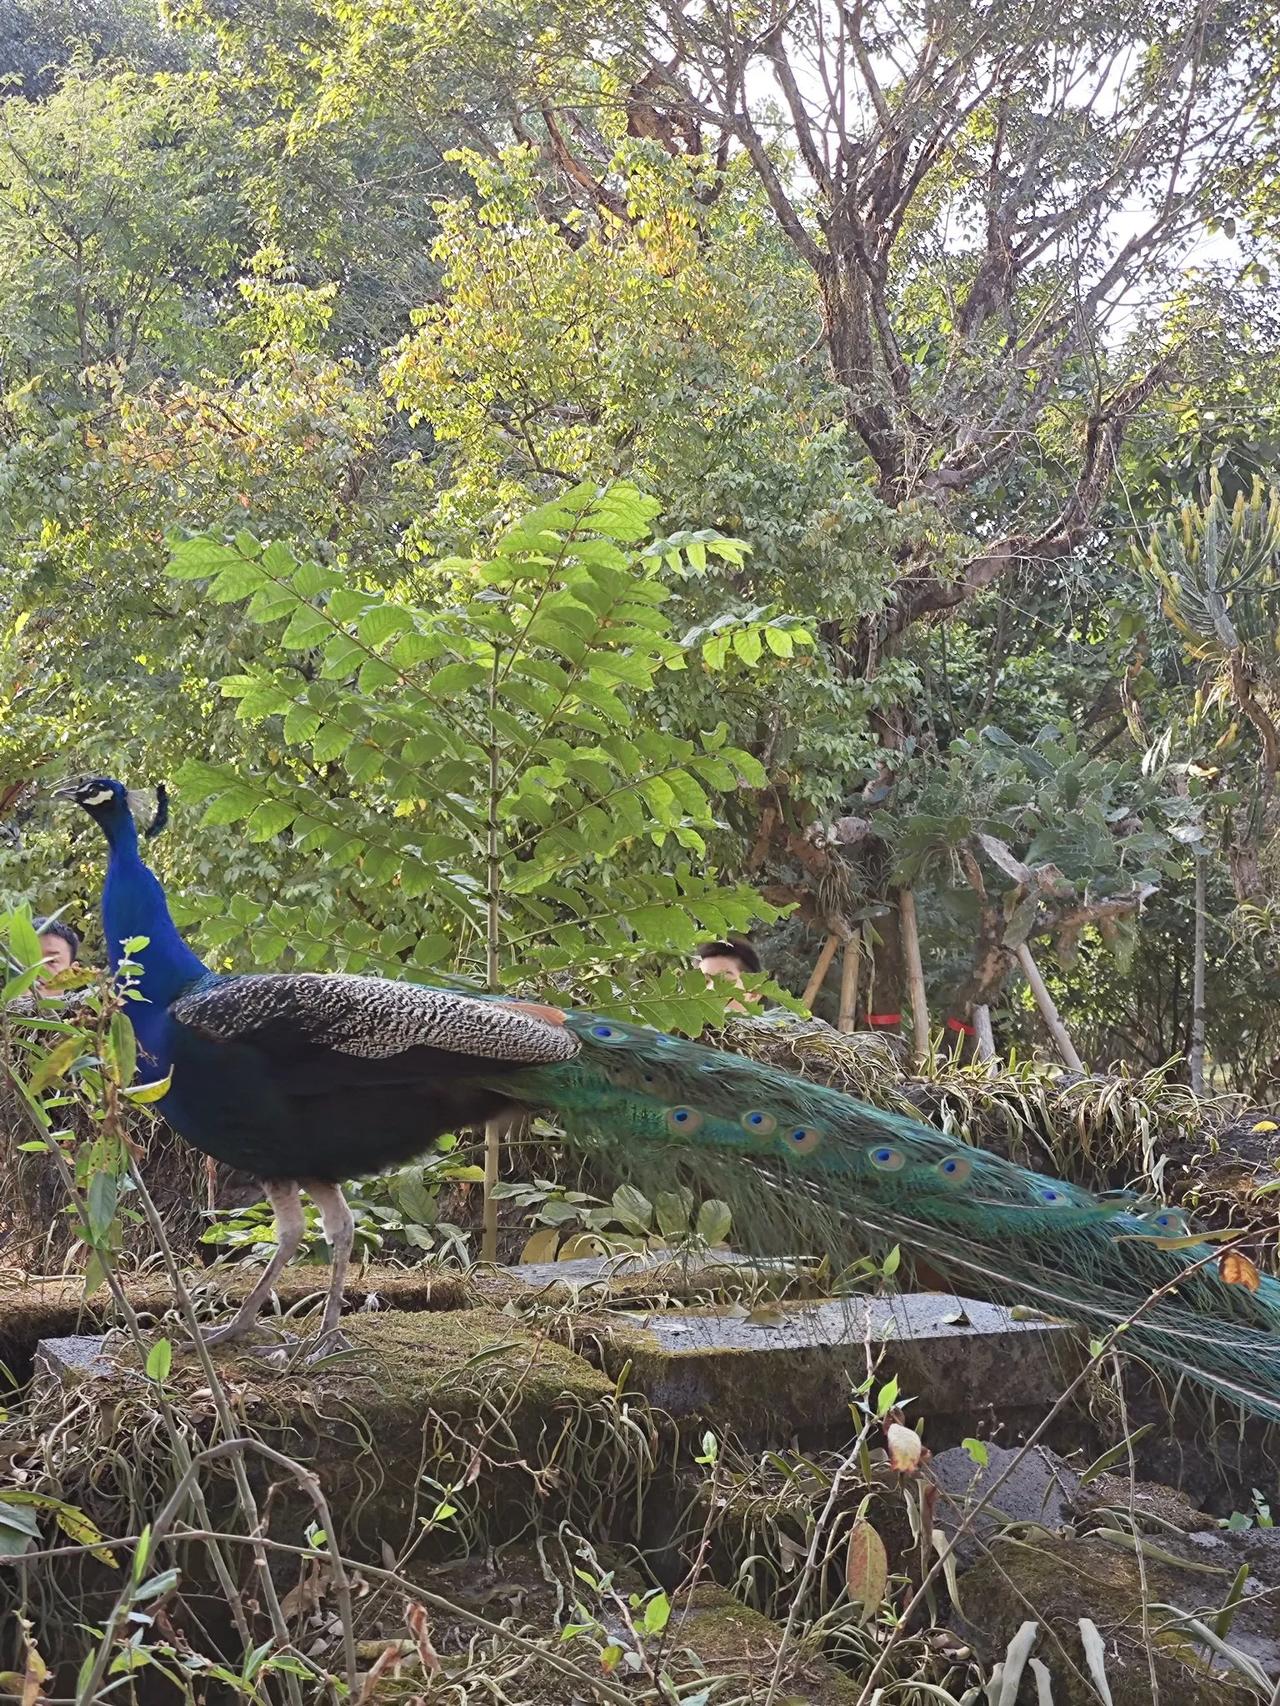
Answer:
[
  {"left": 197, "top": 1319, "right": 298, "bottom": 1352},
  {"left": 300, "top": 1327, "right": 354, "bottom": 1365}
]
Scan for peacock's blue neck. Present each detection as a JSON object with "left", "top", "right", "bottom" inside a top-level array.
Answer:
[{"left": 100, "top": 810, "right": 208, "bottom": 1073}]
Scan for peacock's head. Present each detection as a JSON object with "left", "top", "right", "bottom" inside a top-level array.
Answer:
[{"left": 55, "top": 777, "right": 168, "bottom": 841}]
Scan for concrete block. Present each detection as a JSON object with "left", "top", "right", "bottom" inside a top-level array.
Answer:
[
  {"left": 493, "top": 1245, "right": 796, "bottom": 1301},
  {"left": 594, "top": 1293, "right": 1076, "bottom": 1439}
]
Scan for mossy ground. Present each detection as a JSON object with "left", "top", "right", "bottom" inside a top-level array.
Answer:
[
  {"left": 957, "top": 1535, "right": 1259, "bottom": 1704},
  {"left": 357, "top": 1567, "right": 863, "bottom": 1705}
]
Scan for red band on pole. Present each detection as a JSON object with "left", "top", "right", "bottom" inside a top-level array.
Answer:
[
  {"left": 946, "top": 1017, "right": 976, "bottom": 1036},
  {"left": 867, "top": 1013, "right": 902, "bottom": 1026}
]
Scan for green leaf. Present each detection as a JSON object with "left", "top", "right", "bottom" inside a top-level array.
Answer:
[
  {"left": 83, "top": 1249, "right": 110, "bottom": 1298},
  {"left": 7, "top": 910, "right": 43, "bottom": 976},
  {"left": 168, "top": 536, "right": 236, "bottom": 577},
  {"left": 654, "top": 1189, "right": 694, "bottom": 1239},
  {"left": 642, "top": 1592, "right": 670, "bottom": 1635},
  {"left": 696, "top": 1199, "right": 732, "bottom": 1246},
  {"left": 145, "top": 1339, "right": 172, "bottom": 1383},
  {"left": 107, "top": 1011, "right": 137, "bottom": 1087},
  {"left": 610, "top": 1185, "right": 653, "bottom": 1233},
  {"left": 1079, "top": 1426, "right": 1154, "bottom": 1485},
  {"left": 86, "top": 1169, "right": 119, "bottom": 1244},
  {"left": 0, "top": 1499, "right": 41, "bottom": 1557}
]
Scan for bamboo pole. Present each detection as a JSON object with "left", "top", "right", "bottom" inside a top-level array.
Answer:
[
  {"left": 802, "top": 931, "right": 841, "bottom": 1011},
  {"left": 837, "top": 932, "right": 862, "bottom": 1032},
  {"left": 1189, "top": 854, "right": 1207, "bottom": 1095},
  {"left": 482, "top": 1119, "right": 501, "bottom": 1264},
  {"left": 1015, "top": 942, "right": 1085, "bottom": 1072},
  {"left": 971, "top": 1004, "right": 996, "bottom": 1063},
  {"left": 898, "top": 889, "right": 929, "bottom": 1065},
  {"left": 483, "top": 654, "right": 503, "bottom": 1264}
]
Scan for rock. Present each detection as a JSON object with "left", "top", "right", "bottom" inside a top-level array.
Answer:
[
  {"left": 955, "top": 1533, "right": 1270, "bottom": 1703},
  {"left": 482, "top": 1245, "right": 802, "bottom": 1308},
  {"left": 2, "top": 1262, "right": 476, "bottom": 1380},
  {"left": 928, "top": 1442, "right": 1080, "bottom": 1566},
  {"left": 584, "top": 1293, "right": 1074, "bottom": 1443},
  {"left": 1073, "top": 1471, "right": 1220, "bottom": 1534},
  {"left": 32, "top": 1309, "right": 632, "bottom": 1559},
  {"left": 34, "top": 1333, "right": 117, "bottom": 1388}
]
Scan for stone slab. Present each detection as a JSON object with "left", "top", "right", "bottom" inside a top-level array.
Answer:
[
  {"left": 594, "top": 1293, "right": 1076, "bottom": 1437},
  {"left": 492, "top": 1245, "right": 798, "bottom": 1299},
  {"left": 32, "top": 1310, "right": 624, "bottom": 1557},
  {"left": 35, "top": 1333, "right": 118, "bottom": 1387}
]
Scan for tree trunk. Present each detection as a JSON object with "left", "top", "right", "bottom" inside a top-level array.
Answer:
[
  {"left": 837, "top": 932, "right": 861, "bottom": 1033},
  {"left": 1015, "top": 943, "right": 1085, "bottom": 1072},
  {"left": 972, "top": 1004, "right": 996, "bottom": 1063},
  {"left": 802, "top": 931, "right": 842, "bottom": 1012},
  {"left": 1189, "top": 855, "right": 1207, "bottom": 1095},
  {"left": 899, "top": 889, "right": 929, "bottom": 1066}
]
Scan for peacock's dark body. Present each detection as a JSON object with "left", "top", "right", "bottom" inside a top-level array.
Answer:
[{"left": 60, "top": 779, "right": 1280, "bottom": 1417}]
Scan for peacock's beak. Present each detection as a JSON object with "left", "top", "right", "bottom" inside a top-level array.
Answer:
[{"left": 51, "top": 782, "right": 82, "bottom": 802}]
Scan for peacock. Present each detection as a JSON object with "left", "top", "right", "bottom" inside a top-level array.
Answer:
[{"left": 51, "top": 777, "right": 1280, "bottom": 1419}]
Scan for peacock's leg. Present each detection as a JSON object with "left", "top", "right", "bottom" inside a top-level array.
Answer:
[
  {"left": 302, "top": 1179, "right": 355, "bottom": 1356},
  {"left": 202, "top": 1179, "right": 304, "bottom": 1346}
]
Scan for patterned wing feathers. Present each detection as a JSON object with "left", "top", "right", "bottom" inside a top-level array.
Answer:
[{"left": 171, "top": 974, "right": 580, "bottom": 1066}]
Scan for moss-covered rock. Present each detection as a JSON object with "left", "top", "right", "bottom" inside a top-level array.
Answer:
[
  {"left": 570, "top": 1293, "right": 1073, "bottom": 1446},
  {"left": 32, "top": 1309, "right": 655, "bottom": 1562},
  {"left": 956, "top": 1535, "right": 1261, "bottom": 1704},
  {"left": 0, "top": 1262, "right": 476, "bottom": 1380},
  {"left": 668, "top": 1583, "right": 863, "bottom": 1703}
]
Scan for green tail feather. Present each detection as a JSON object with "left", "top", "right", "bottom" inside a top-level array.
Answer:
[{"left": 482, "top": 1010, "right": 1280, "bottom": 1424}]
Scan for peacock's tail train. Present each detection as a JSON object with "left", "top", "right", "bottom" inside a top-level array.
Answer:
[{"left": 486, "top": 1010, "right": 1280, "bottom": 1424}]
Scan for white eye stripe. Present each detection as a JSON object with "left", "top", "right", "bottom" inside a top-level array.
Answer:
[{"left": 80, "top": 789, "right": 114, "bottom": 806}]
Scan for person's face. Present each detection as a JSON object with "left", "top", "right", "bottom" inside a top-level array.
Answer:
[
  {"left": 38, "top": 933, "right": 74, "bottom": 977},
  {"left": 698, "top": 953, "right": 746, "bottom": 988}
]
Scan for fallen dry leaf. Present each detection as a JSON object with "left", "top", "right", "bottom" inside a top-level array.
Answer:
[{"left": 406, "top": 1601, "right": 442, "bottom": 1673}]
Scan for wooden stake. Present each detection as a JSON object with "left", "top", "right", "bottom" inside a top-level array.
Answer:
[
  {"left": 1189, "top": 853, "right": 1207, "bottom": 1095},
  {"left": 971, "top": 1004, "right": 996, "bottom": 1063},
  {"left": 1015, "top": 942, "right": 1085, "bottom": 1072},
  {"left": 898, "top": 889, "right": 929, "bottom": 1065},
  {"left": 837, "top": 932, "right": 861, "bottom": 1033},
  {"left": 482, "top": 1119, "right": 501, "bottom": 1264},
  {"left": 802, "top": 932, "right": 841, "bottom": 1011}
]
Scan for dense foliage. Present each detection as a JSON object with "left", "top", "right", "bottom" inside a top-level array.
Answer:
[{"left": 0, "top": 0, "right": 1278, "bottom": 1093}]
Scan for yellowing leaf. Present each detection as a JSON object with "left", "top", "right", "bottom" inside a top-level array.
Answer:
[
  {"left": 123, "top": 1072, "right": 173, "bottom": 1105},
  {"left": 518, "top": 1229, "right": 560, "bottom": 1264},
  {"left": 886, "top": 1422, "right": 925, "bottom": 1473},
  {"left": 1220, "top": 1251, "right": 1261, "bottom": 1292},
  {"left": 0, "top": 1493, "right": 117, "bottom": 1568},
  {"left": 846, "top": 1520, "right": 888, "bottom": 1621},
  {"left": 26, "top": 1038, "right": 85, "bottom": 1096}
]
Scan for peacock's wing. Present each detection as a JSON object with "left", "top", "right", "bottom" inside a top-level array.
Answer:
[{"left": 170, "top": 973, "right": 579, "bottom": 1090}]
